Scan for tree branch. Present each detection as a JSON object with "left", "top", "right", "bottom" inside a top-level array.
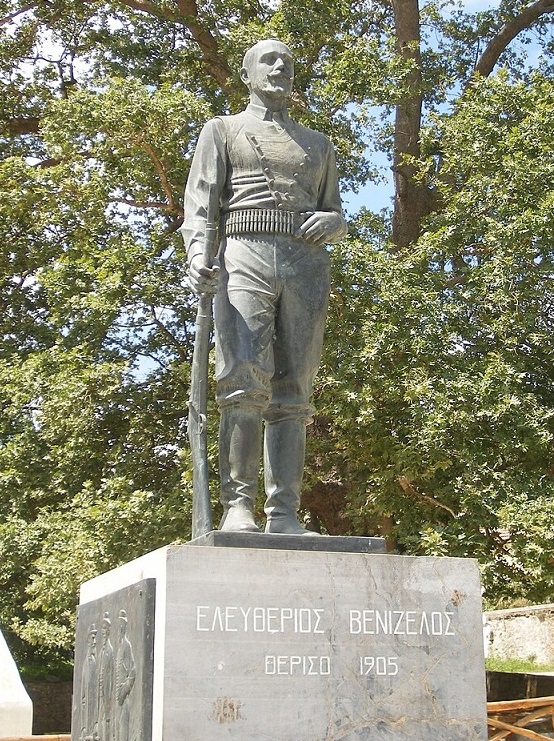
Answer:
[
  {"left": 474, "top": 0, "right": 554, "bottom": 78},
  {"left": 132, "top": 350, "right": 169, "bottom": 372},
  {"left": 139, "top": 140, "right": 178, "bottom": 212},
  {"left": 148, "top": 305, "right": 187, "bottom": 359},
  {"left": 174, "top": 0, "right": 232, "bottom": 92},
  {"left": 110, "top": 197, "right": 182, "bottom": 215},
  {"left": 117, "top": 0, "right": 232, "bottom": 93},
  {"left": 0, "top": 3, "right": 36, "bottom": 27},
  {"left": 5, "top": 0, "right": 234, "bottom": 142},
  {"left": 34, "top": 157, "right": 62, "bottom": 168},
  {"left": 397, "top": 475, "right": 457, "bottom": 518},
  {"left": 116, "top": 0, "right": 161, "bottom": 16},
  {"left": 5, "top": 116, "right": 40, "bottom": 136}
]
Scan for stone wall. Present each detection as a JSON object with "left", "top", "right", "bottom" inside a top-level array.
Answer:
[
  {"left": 484, "top": 604, "right": 554, "bottom": 665},
  {"left": 23, "top": 680, "right": 72, "bottom": 735}
]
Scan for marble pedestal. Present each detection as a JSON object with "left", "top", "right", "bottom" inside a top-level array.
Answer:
[
  {"left": 72, "top": 537, "right": 487, "bottom": 741},
  {"left": 0, "top": 628, "right": 33, "bottom": 738}
]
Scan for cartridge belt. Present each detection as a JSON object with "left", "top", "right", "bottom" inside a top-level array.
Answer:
[{"left": 223, "top": 209, "right": 306, "bottom": 237}]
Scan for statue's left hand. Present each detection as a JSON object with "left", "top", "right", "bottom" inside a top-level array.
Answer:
[{"left": 297, "top": 211, "right": 345, "bottom": 246}]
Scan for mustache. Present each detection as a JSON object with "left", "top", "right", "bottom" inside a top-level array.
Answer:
[{"left": 268, "top": 72, "right": 293, "bottom": 80}]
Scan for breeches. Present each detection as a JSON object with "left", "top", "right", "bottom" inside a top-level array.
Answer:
[{"left": 214, "top": 234, "right": 331, "bottom": 424}]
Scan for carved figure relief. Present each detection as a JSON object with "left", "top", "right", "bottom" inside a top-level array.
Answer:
[
  {"left": 98, "top": 612, "right": 115, "bottom": 741},
  {"left": 79, "top": 610, "right": 137, "bottom": 741},
  {"left": 80, "top": 623, "right": 98, "bottom": 741},
  {"left": 115, "top": 610, "right": 136, "bottom": 741}
]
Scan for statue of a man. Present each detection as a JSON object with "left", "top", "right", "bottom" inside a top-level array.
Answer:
[
  {"left": 115, "top": 610, "right": 136, "bottom": 741},
  {"left": 182, "top": 38, "right": 347, "bottom": 535}
]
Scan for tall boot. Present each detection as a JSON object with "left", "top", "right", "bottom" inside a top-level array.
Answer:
[
  {"left": 264, "top": 419, "right": 319, "bottom": 535},
  {"left": 219, "top": 406, "right": 262, "bottom": 532}
]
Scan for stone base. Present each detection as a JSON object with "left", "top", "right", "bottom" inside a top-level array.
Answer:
[
  {"left": 73, "top": 543, "right": 488, "bottom": 741},
  {"left": 189, "top": 530, "right": 386, "bottom": 553}
]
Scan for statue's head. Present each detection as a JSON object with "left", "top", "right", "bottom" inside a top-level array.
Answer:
[
  {"left": 87, "top": 624, "right": 97, "bottom": 653},
  {"left": 101, "top": 611, "right": 111, "bottom": 640},
  {"left": 241, "top": 39, "right": 294, "bottom": 103},
  {"left": 118, "top": 609, "right": 128, "bottom": 637}
]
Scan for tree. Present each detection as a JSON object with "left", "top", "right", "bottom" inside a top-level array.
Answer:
[
  {"left": 389, "top": 0, "right": 554, "bottom": 246},
  {"left": 1, "top": 0, "right": 554, "bottom": 672},
  {"left": 315, "top": 72, "right": 554, "bottom": 605}
]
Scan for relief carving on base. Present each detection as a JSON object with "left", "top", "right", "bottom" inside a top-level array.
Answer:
[{"left": 79, "top": 610, "right": 136, "bottom": 741}]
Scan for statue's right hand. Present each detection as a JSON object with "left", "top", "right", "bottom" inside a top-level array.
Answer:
[{"left": 188, "top": 255, "right": 220, "bottom": 295}]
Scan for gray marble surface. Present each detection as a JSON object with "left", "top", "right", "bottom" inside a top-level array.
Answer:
[{"left": 77, "top": 546, "right": 488, "bottom": 740}]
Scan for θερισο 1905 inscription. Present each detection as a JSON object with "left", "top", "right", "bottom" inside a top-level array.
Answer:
[{"left": 194, "top": 603, "right": 458, "bottom": 681}]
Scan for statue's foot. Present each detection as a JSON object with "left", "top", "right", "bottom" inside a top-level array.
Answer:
[
  {"left": 220, "top": 506, "right": 261, "bottom": 533},
  {"left": 265, "top": 517, "right": 321, "bottom": 536}
]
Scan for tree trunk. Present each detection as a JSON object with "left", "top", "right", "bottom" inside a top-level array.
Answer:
[{"left": 391, "top": 0, "right": 429, "bottom": 248}]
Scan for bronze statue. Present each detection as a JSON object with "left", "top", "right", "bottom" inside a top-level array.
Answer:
[{"left": 182, "top": 39, "right": 347, "bottom": 535}]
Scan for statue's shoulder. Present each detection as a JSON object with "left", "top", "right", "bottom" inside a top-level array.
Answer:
[
  {"left": 202, "top": 111, "right": 249, "bottom": 141},
  {"left": 292, "top": 119, "right": 332, "bottom": 148},
  {"left": 212, "top": 111, "right": 249, "bottom": 128},
  {"left": 217, "top": 111, "right": 248, "bottom": 122}
]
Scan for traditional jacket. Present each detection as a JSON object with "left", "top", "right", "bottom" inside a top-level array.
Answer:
[{"left": 181, "top": 103, "right": 346, "bottom": 263}]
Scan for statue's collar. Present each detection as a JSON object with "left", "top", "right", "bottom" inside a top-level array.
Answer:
[{"left": 246, "top": 103, "right": 291, "bottom": 123}]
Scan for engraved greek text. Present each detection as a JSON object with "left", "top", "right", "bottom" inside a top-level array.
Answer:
[
  {"left": 196, "top": 606, "right": 326, "bottom": 634},
  {"left": 349, "top": 610, "right": 456, "bottom": 636},
  {"left": 265, "top": 655, "right": 331, "bottom": 676}
]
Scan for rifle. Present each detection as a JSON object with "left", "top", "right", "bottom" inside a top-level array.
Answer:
[{"left": 188, "top": 217, "right": 217, "bottom": 540}]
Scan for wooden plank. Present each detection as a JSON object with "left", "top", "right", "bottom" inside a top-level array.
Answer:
[
  {"left": 488, "top": 717, "right": 553, "bottom": 740},
  {"left": 488, "top": 696, "right": 554, "bottom": 712},
  {"left": 0, "top": 736, "right": 71, "bottom": 741},
  {"left": 489, "top": 707, "right": 554, "bottom": 741}
]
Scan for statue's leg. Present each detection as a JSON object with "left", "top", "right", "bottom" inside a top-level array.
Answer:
[
  {"left": 263, "top": 417, "right": 319, "bottom": 535},
  {"left": 218, "top": 404, "right": 262, "bottom": 532},
  {"left": 214, "top": 237, "right": 275, "bottom": 532},
  {"left": 263, "top": 238, "right": 331, "bottom": 535}
]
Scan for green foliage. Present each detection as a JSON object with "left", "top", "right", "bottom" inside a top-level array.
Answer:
[
  {"left": 314, "top": 72, "right": 554, "bottom": 604},
  {"left": 486, "top": 656, "right": 554, "bottom": 674}
]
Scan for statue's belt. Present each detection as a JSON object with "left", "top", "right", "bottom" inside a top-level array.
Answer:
[{"left": 223, "top": 209, "right": 308, "bottom": 237}]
